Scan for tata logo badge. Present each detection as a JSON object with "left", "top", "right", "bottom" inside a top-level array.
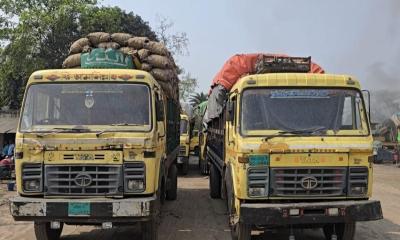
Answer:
[
  {"left": 74, "top": 173, "right": 92, "bottom": 187},
  {"left": 300, "top": 176, "right": 318, "bottom": 190},
  {"left": 85, "top": 90, "right": 95, "bottom": 109}
]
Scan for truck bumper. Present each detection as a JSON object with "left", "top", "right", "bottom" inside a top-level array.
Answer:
[
  {"left": 10, "top": 195, "right": 156, "bottom": 223},
  {"left": 240, "top": 200, "right": 383, "bottom": 226}
]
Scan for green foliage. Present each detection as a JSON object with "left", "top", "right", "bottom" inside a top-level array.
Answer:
[
  {"left": 179, "top": 72, "right": 198, "bottom": 102},
  {"left": 0, "top": 1, "right": 157, "bottom": 109},
  {"left": 189, "top": 92, "right": 208, "bottom": 108}
]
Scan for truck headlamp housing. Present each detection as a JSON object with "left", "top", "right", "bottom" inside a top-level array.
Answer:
[
  {"left": 348, "top": 167, "right": 368, "bottom": 197},
  {"left": 24, "top": 180, "right": 41, "bottom": 192},
  {"left": 127, "top": 179, "right": 145, "bottom": 191},
  {"left": 248, "top": 168, "right": 269, "bottom": 197},
  {"left": 124, "top": 162, "right": 146, "bottom": 193},
  {"left": 22, "top": 163, "right": 43, "bottom": 193}
]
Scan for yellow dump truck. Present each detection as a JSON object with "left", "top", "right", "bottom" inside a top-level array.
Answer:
[
  {"left": 9, "top": 68, "right": 180, "bottom": 240},
  {"left": 206, "top": 56, "right": 383, "bottom": 240},
  {"left": 178, "top": 113, "right": 190, "bottom": 174}
]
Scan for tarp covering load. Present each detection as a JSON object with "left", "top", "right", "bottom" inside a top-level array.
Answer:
[
  {"left": 377, "top": 113, "right": 400, "bottom": 142},
  {"left": 211, "top": 53, "right": 324, "bottom": 91},
  {"left": 62, "top": 32, "right": 179, "bottom": 101},
  {"left": 205, "top": 53, "right": 325, "bottom": 123}
]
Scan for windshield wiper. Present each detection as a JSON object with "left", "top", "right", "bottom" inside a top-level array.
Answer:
[
  {"left": 96, "top": 123, "right": 144, "bottom": 137},
  {"left": 264, "top": 126, "right": 327, "bottom": 141},
  {"left": 37, "top": 127, "right": 90, "bottom": 137},
  {"left": 109, "top": 123, "right": 143, "bottom": 126}
]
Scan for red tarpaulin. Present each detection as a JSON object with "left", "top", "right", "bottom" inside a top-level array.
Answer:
[{"left": 211, "top": 53, "right": 325, "bottom": 91}]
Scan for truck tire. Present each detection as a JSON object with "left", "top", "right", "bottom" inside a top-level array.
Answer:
[
  {"left": 142, "top": 218, "right": 158, "bottom": 240},
  {"left": 209, "top": 164, "right": 221, "bottom": 199},
  {"left": 231, "top": 222, "right": 251, "bottom": 240},
  {"left": 34, "top": 222, "right": 63, "bottom": 240},
  {"left": 199, "top": 159, "right": 208, "bottom": 175},
  {"left": 181, "top": 157, "right": 189, "bottom": 175},
  {"left": 166, "top": 163, "right": 178, "bottom": 200},
  {"left": 323, "top": 222, "right": 356, "bottom": 240}
]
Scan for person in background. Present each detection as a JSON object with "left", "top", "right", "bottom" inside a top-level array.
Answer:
[
  {"left": 2, "top": 141, "right": 9, "bottom": 158},
  {"left": 7, "top": 140, "right": 15, "bottom": 157}
]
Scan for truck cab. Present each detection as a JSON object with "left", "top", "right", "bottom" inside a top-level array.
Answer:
[
  {"left": 178, "top": 113, "right": 190, "bottom": 174},
  {"left": 10, "top": 69, "right": 180, "bottom": 240},
  {"left": 207, "top": 72, "right": 383, "bottom": 240}
]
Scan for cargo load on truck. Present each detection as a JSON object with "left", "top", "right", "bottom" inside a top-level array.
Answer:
[
  {"left": 62, "top": 32, "right": 179, "bottom": 102},
  {"left": 204, "top": 54, "right": 324, "bottom": 123}
]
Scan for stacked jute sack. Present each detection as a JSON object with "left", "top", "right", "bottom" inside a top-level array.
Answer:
[{"left": 62, "top": 32, "right": 179, "bottom": 101}]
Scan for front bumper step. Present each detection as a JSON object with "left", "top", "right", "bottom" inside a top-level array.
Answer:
[
  {"left": 10, "top": 195, "right": 156, "bottom": 223},
  {"left": 240, "top": 200, "right": 383, "bottom": 226}
]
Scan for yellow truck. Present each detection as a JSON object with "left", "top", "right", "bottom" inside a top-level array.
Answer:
[
  {"left": 178, "top": 113, "right": 190, "bottom": 174},
  {"left": 189, "top": 129, "right": 200, "bottom": 155},
  {"left": 206, "top": 57, "right": 383, "bottom": 240},
  {"left": 9, "top": 68, "right": 180, "bottom": 240}
]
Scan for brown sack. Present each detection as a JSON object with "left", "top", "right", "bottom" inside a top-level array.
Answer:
[
  {"left": 145, "top": 55, "right": 173, "bottom": 69},
  {"left": 127, "top": 37, "right": 150, "bottom": 49},
  {"left": 62, "top": 53, "right": 81, "bottom": 68},
  {"left": 119, "top": 47, "right": 137, "bottom": 55},
  {"left": 141, "top": 63, "right": 152, "bottom": 71},
  {"left": 145, "top": 41, "right": 169, "bottom": 56},
  {"left": 111, "top": 33, "right": 132, "bottom": 46},
  {"left": 150, "top": 68, "right": 176, "bottom": 82},
  {"left": 69, "top": 38, "right": 90, "bottom": 54},
  {"left": 87, "top": 32, "right": 111, "bottom": 45},
  {"left": 96, "top": 42, "right": 120, "bottom": 49},
  {"left": 137, "top": 49, "right": 150, "bottom": 60}
]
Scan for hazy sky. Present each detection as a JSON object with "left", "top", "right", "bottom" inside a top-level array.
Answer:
[{"left": 103, "top": 0, "right": 400, "bottom": 93}]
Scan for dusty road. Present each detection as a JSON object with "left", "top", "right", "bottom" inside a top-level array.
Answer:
[{"left": 0, "top": 158, "right": 399, "bottom": 240}]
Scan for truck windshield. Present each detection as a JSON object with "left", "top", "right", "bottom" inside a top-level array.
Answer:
[
  {"left": 241, "top": 88, "right": 368, "bottom": 136},
  {"left": 20, "top": 83, "right": 151, "bottom": 132},
  {"left": 180, "top": 119, "right": 188, "bottom": 135}
]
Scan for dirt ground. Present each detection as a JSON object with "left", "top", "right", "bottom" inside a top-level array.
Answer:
[{"left": 0, "top": 158, "right": 399, "bottom": 240}]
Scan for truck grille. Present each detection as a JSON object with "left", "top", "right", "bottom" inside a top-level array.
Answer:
[
  {"left": 179, "top": 145, "right": 186, "bottom": 156},
  {"left": 270, "top": 167, "right": 346, "bottom": 197},
  {"left": 45, "top": 165, "right": 122, "bottom": 196}
]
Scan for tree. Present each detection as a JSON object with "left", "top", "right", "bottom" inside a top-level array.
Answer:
[
  {"left": 155, "top": 15, "right": 189, "bottom": 58},
  {"left": 189, "top": 92, "right": 208, "bottom": 107},
  {"left": 0, "top": 1, "right": 157, "bottom": 109},
  {"left": 179, "top": 72, "right": 198, "bottom": 102}
]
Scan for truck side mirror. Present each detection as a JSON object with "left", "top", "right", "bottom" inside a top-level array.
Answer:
[
  {"left": 362, "top": 90, "right": 371, "bottom": 122},
  {"left": 155, "top": 95, "right": 164, "bottom": 122},
  {"left": 226, "top": 101, "right": 234, "bottom": 122}
]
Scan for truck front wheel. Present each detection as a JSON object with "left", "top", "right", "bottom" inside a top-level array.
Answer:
[
  {"left": 209, "top": 164, "right": 221, "bottom": 198},
  {"left": 34, "top": 222, "right": 63, "bottom": 240},
  {"left": 142, "top": 218, "right": 158, "bottom": 240},
  {"left": 323, "top": 222, "right": 356, "bottom": 240}
]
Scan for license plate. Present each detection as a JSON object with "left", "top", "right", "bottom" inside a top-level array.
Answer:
[{"left": 68, "top": 202, "right": 90, "bottom": 216}]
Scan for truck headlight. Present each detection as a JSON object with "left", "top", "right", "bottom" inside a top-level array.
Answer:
[
  {"left": 22, "top": 163, "right": 42, "bottom": 193},
  {"left": 127, "top": 180, "right": 144, "bottom": 191},
  {"left": 248, "top": 187, "right": 266, "bottom": 196},
  {"left": 348, "top": 167, "right": 368, "bottom": 197},
  {"left": 248, "top": 168, "right": 269, "bottom": 197},
  {"left": 124, "top": 162, "right": 146, "bottom": 193}
]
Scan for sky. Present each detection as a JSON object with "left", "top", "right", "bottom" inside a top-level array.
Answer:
[{"left": 103, "top": 0, "right": 400, "bottom": 93}]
